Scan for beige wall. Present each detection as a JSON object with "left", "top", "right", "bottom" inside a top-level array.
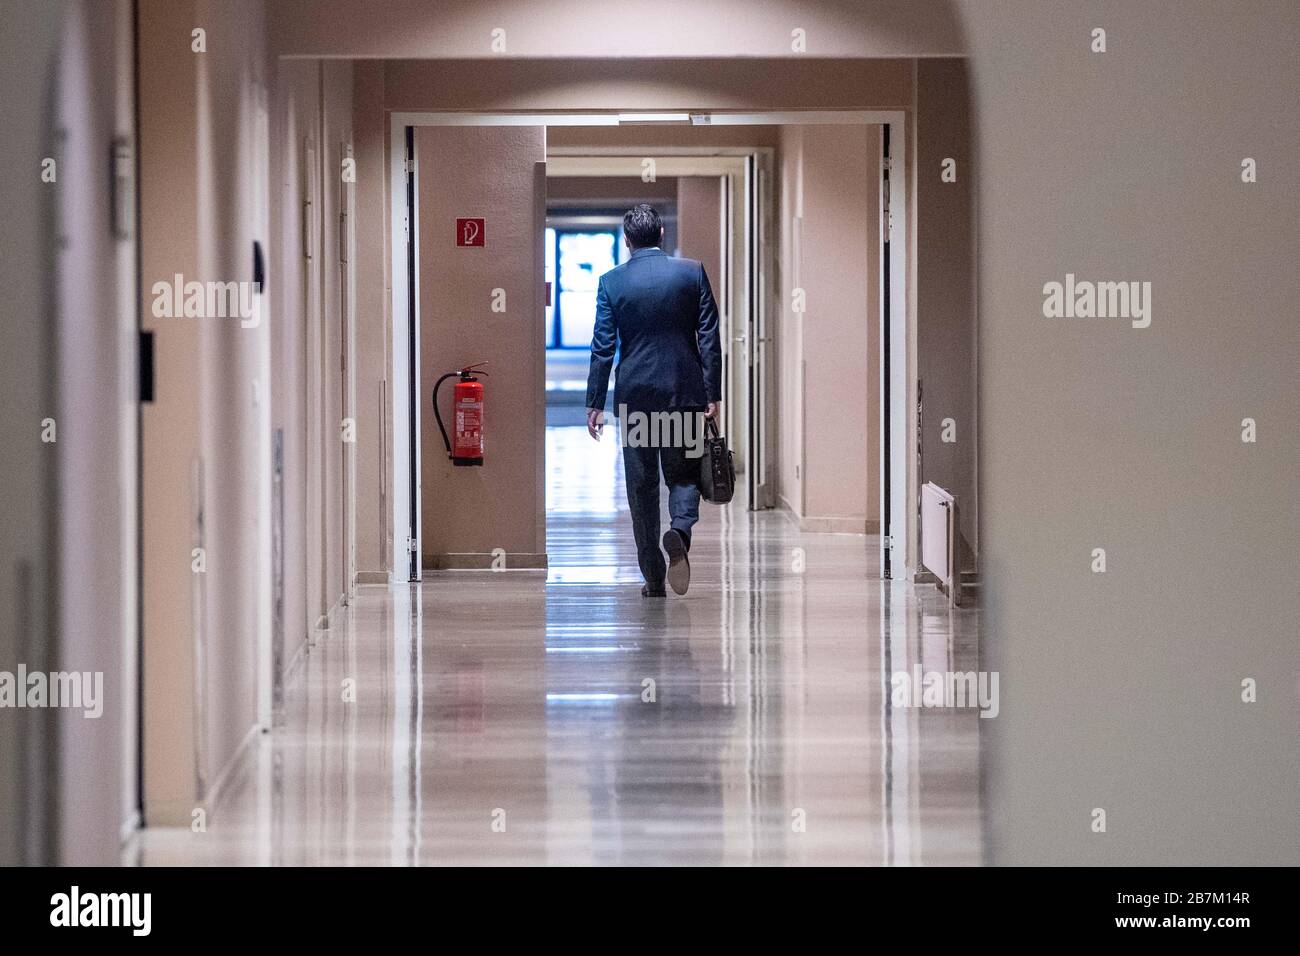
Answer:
[
  {"left": 138, "top": 0, "right": 278, "bottom": 826},
  {"left": 916, "top": 58, "right": 977, "bottom": 570},
  {"left": 547, "top": 176, "right": 677, "bottom": 206},
  {"left": 268, "top": 57, "right": 356, "bottom": 650},
  {"left": 776, "top": 125, "right": 880, "bottom": 532},
  {"left": 318, "top": 59, "right": 355, "bottom": 618},
  {"left": 267, "top": 0, "right": 963, "bottom": 59},
  {"left": 383, "top": 58, "right": 912, "bottom": 112},
  {"left": 352, "top": 61, "right": 391, "bottom": 580},
  {"left": 138, "top": 0, "right": 351, "bottom": 826},
  {"left": 675, "top": 177, "right": 724, "bottom": 291},
  {"left": 547, "top": 175, "right": 681, "bottom": 260},
  {"left": 417, "top": 126, "right": 547, "bottom": 567},
  {"left": 138, "top": 0, "right": 207, "bottom": 826},
  {"left": 776, "top": 128, "right": 803, "bottom": 516},
  {"left": 196, "top": 0, "right": 272, "bottom": 822},
  {"left": 270, "top": 57, "right": 317, "bottom": 675}
]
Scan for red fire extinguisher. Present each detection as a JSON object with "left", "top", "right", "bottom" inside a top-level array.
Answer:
[{"left": 433, "top": 363, "right": 487, "bottom": 466}]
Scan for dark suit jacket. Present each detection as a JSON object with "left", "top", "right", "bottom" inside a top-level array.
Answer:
[{"left": 585, "top": 247, "right": 723, "bottom": 414}]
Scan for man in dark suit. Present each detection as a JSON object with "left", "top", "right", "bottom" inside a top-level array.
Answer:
[{"left": 586, "top": 204, "right": 722, "bottom": 596}]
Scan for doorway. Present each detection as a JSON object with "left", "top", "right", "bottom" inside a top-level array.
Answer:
[
  {"left": 545, "top": 151, "right": 772, "bottom": 513},
  {"left": 391, "top": 111, "right": 911, "bottom": 578},
  {"left": 542, "top": 214, "right": 624, "bottom": 429}
]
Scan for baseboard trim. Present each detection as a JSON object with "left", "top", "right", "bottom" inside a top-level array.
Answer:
[
  {"left": 355, "top": 570, "right": 388, "bottom": 585},
  {"left": 142, "top": 799, "right": 201, "bottom": 829},
  {"left": 424, "top": 552, "right": 549, "bottom": 571},
  {"left": 916, "top": 568, "right": 980, "bottom": 586},
  {"left": 204, "top": 722, "right": 262, "bottom": 818},
  {"left": 314, "top": 591, "right": 348, "bottom": 634},
  {"left": 798, "top": 515, "right": 880, "bottom": 535},
  {"left": 282, "top": 628, "right": 311, "bottom": 685},
  {"left": 144, "top": 722, "right": 261, "bottom": 829}
]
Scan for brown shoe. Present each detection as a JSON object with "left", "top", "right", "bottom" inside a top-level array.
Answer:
[{"left": 662, "top": 530, "right": 690, "bottom": 595}]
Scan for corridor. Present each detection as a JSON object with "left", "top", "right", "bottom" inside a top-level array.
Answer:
[
  {"left": 6, "top": 0, "right": 1296, "bottom": 887},
  {"left": 130, "top": 428, "right": 982, "bottom": 866}
]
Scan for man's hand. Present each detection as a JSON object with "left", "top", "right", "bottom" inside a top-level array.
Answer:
[
  {"left": 705, "top": 401, "right": 721, "bottom": 422},
  {"left": 586, "top": 407, "right": 605, "bottom": 440}
]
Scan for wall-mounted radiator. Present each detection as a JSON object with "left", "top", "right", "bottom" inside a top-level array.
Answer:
[{"left": 920, "top": 481, "right": 960, "bottom": 607}]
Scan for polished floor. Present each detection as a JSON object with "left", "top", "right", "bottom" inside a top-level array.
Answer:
[{"left": 131, "top": 426, "right": 982, "bottom": 865}]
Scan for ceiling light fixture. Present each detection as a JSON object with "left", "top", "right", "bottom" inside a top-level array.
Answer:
[{"left": 616, "top": 112, "right": 692, "bottom": 125}]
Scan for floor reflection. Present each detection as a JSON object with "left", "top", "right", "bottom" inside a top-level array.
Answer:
[{"left": 129, "top": 426, "right": 982, "bottom": 865}]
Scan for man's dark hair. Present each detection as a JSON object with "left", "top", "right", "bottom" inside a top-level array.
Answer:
[{"left": 622, "top": 203, "right": 663, "bottom": 250}]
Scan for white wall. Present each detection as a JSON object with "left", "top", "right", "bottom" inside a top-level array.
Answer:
[
  {"left": 967, "top": 0, "right": 1300, "bottom": 865},
  {"left": 53, "top": 0, "right": 140, "bottom": 865},
  {"left": 0, "top": 0, "right": 138, "bottom": 866}
]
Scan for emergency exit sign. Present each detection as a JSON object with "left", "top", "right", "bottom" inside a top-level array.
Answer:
[{"left": 456, "top": 218, "right": 485, "bottom": 247}]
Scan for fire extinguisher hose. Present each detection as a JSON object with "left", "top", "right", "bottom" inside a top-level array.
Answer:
[{"left": 431, "top": 372, "right": 460, "bottom": 457}]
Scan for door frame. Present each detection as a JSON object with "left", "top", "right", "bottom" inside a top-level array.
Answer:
[
  {"left": 546, "top": 149, "right": 773, "bottom": 510},
  {"left": 388, "top": 123, "right": 420, "bottom": 581},
  {"left": 388, "top": 110, "right": 914, "bottom": 576},
  {"left": 339, "top": 139, "right": 357, "bottom": 601}
]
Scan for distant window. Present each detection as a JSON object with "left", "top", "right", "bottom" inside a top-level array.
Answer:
[
  {"left": 544, "top": 227, "right": 556, "bottom": 348},
  {"left": 548, "top": 229, "right": 617, "bottom": 350}
]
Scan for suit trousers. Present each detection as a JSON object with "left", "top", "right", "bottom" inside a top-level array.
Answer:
[{"left": 621, "top": 442, "right": 701, "bottom": 588}]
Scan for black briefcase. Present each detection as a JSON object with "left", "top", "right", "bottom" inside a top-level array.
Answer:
[{"left": 699, "top": 418, "right": 736, "bottom": 504}]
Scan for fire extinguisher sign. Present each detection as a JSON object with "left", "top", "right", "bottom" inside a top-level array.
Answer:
[{"left": 455, "top": 218, "right": 485, "bottom": 247}]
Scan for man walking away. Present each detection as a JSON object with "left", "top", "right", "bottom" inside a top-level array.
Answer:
[{"left": 585, "top": 203, "right": 722, "bottom": 596}]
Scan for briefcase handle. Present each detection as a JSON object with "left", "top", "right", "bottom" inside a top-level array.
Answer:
[{"left": 704, "top": 416, "right": 722, "bottom": 439}]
